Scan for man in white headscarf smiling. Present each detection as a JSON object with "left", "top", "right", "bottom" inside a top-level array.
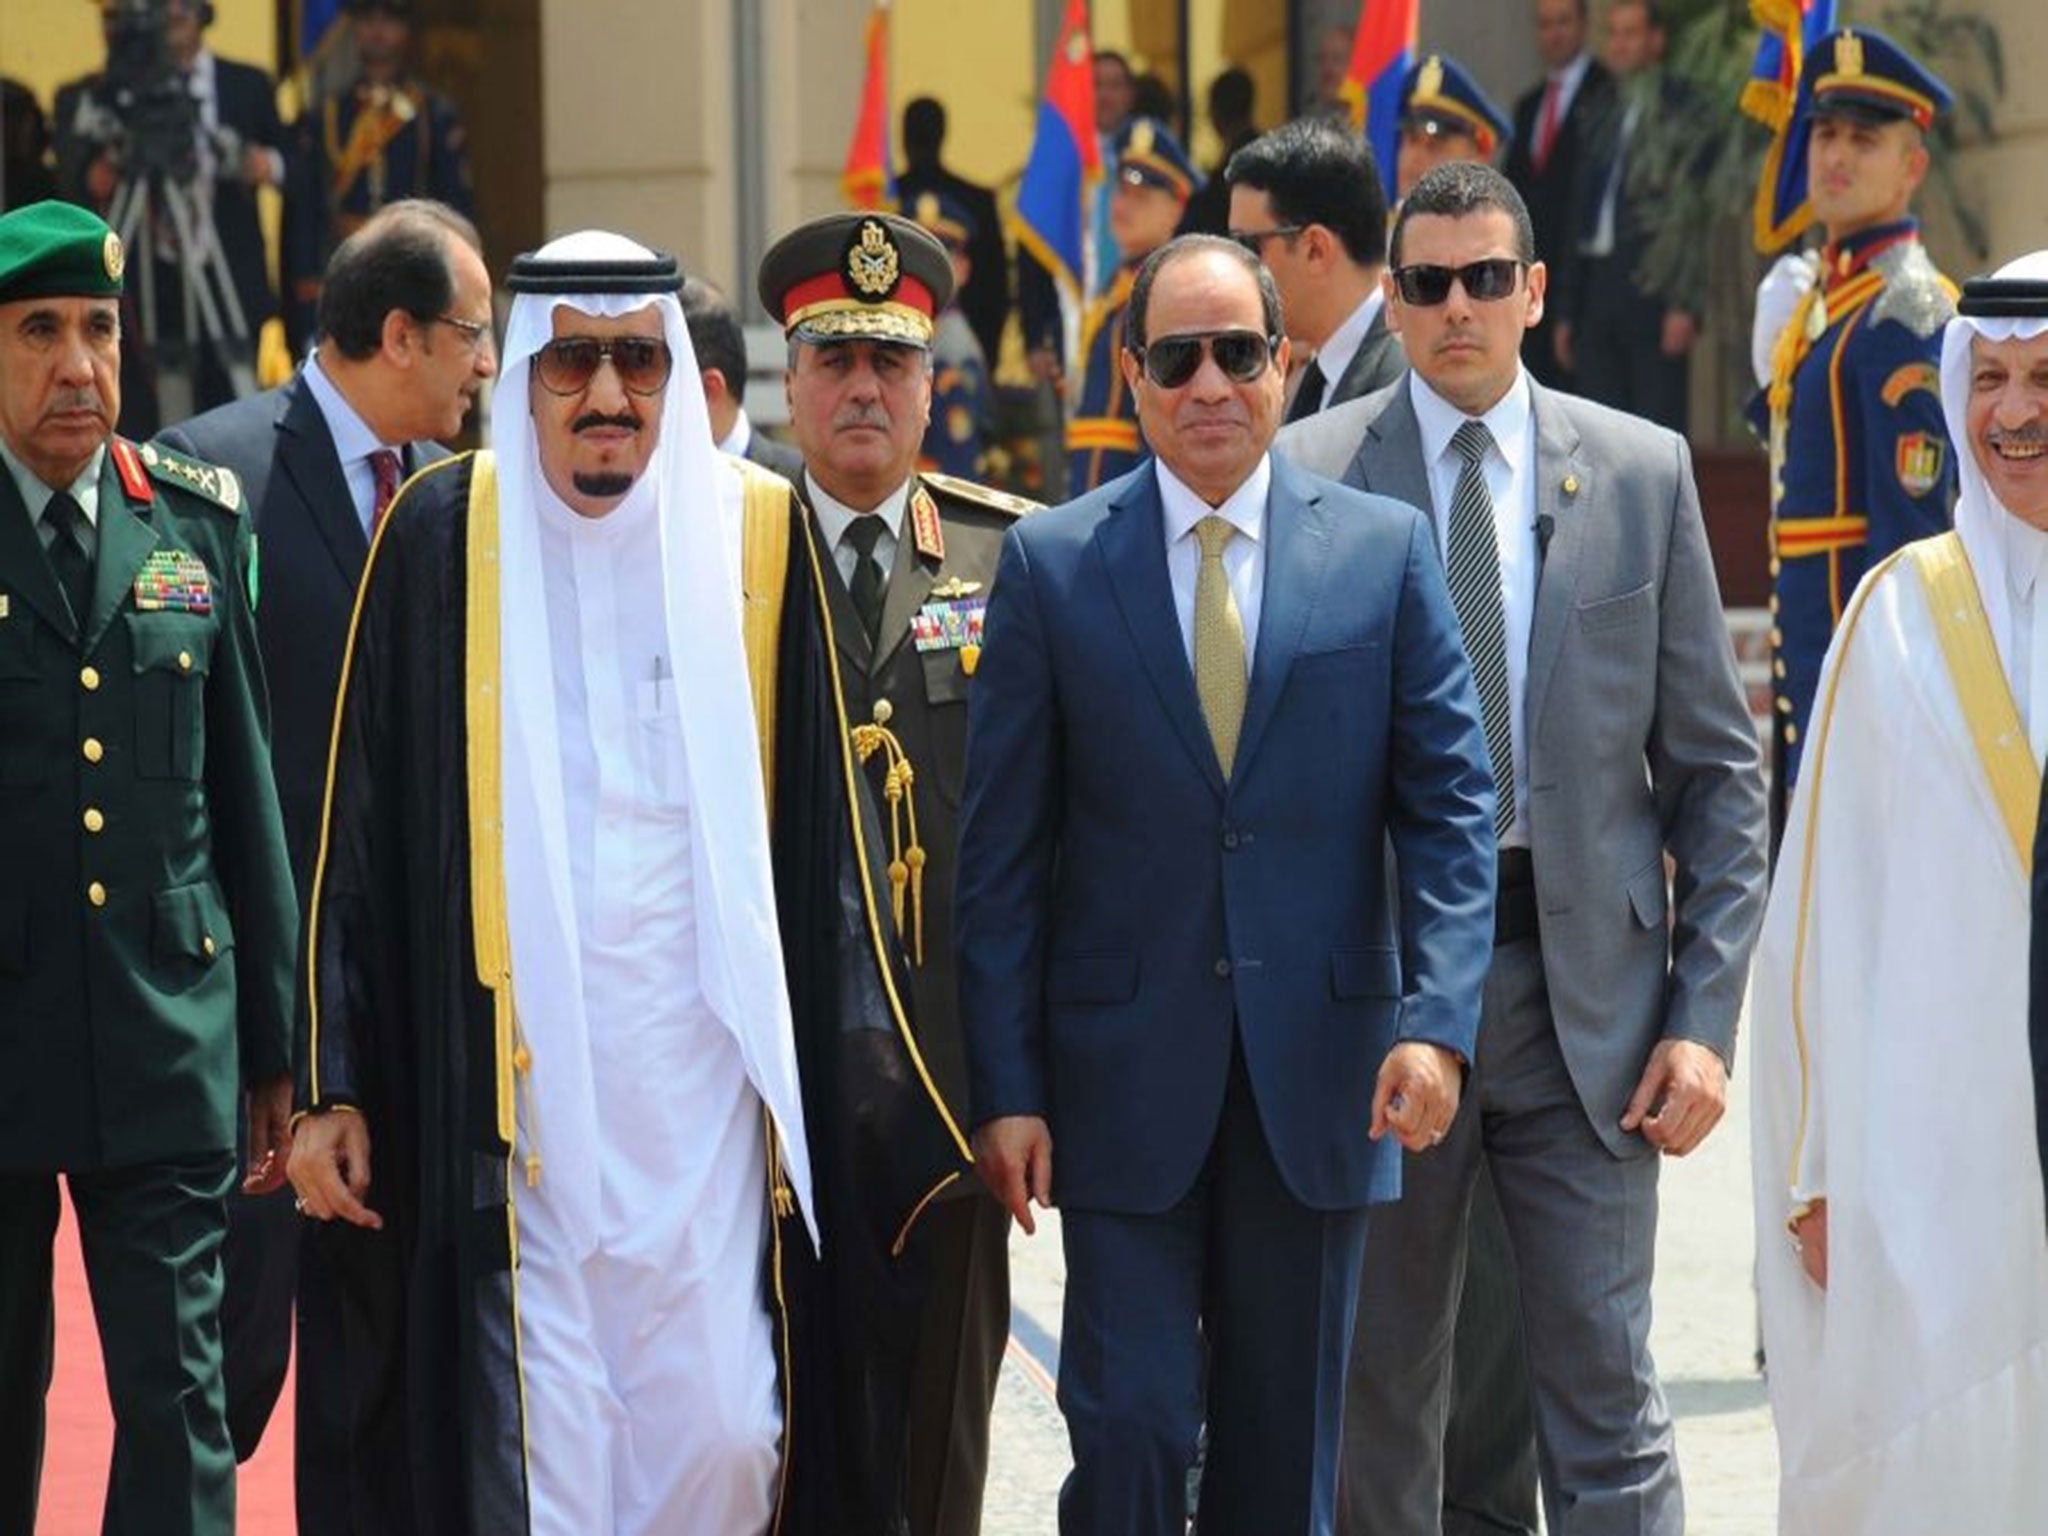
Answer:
[
  {"left": 1750, "top": 250, "right": 2048, "bottom": 1534},
  {"left": 285, "top": 229, "right": 969, "bottom": 1536}
]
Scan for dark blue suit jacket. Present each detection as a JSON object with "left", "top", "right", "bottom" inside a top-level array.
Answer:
[
  {"left": 158, "top": 372, "right": 445, "bottom": 908},
  {"left": 956, "top": 455, "right": 1497, "bottom": 1215}
]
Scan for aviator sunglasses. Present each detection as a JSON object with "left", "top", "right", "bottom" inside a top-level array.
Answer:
[
  {"left": 1133, "top": 329, "right": 1279, "bottom": 389},
  {"left": 533, "top": 336, "right": 674, "bottom": 396},
  {"left": 1391, "top": 258, "right": 1527, "bottom": 307}
]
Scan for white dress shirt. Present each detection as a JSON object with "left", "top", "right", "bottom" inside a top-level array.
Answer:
[
  {"left": 806, "top": 472, "right": 910, "bottom": 589},
  {"left": 1308, "top": 289, "right": 1386, "bottom": 414},
  {"left": 716, "top": 408, "right": 756, "bottom": 459},
  {"left": 301, "top": 352, "right": 402, "bottom": 537},
  {"left": 1409, "top": 370, "right": 1538, "bottom": 847},
  {"left": 1157, "top": 453, "right": 1271, "bottom": 673}
]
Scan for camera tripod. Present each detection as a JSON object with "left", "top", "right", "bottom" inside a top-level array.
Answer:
[{"left": 105, "top": 165, "right": 256, "bottom": 425}]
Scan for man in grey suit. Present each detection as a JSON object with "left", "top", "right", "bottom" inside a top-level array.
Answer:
[
  {"left": 1224, "top": 118, "right": 1405, "bottom": 424},
  {"left": 1279, "top": 162, "right": 1768, "bottom": 1536},
  {"left": 156, "top": 197, "right": 495, "bottom": 1533}
]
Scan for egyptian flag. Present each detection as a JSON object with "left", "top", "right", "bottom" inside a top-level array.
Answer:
[
  {"left": 841, "top": 0, "right": 895, "bottom": 209},
  {"left": 1339, "top": 0, "right": 1419, "bottom": 203},
  {"left": 1014, "top": 0, "right": 1101, "bottom": 308},
  {"left": 1742, "top": 0, "right": 1837, "bottom": 252}
]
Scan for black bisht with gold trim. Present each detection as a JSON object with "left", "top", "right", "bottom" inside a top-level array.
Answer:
[{"left": 298, "top": 449, "right": 969, "bottom": 1534}]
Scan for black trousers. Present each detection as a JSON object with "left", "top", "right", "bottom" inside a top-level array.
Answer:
[{"left": 0, "top": 1154, "right": 238, "bottom": 1536}]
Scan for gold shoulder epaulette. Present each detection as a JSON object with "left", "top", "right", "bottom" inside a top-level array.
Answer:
[
  {"left": 137, "top": 439, "right": 242, "bottom": 514},
  {"left": 920, "top": 471, "right": 1039, "bottom": 519}
]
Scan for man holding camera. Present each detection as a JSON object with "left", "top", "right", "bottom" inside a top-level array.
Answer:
[{"left": 54, "top": 0, "right": 290, "bottom": 426}]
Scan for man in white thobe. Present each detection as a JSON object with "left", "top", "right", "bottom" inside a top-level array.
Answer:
[{"left": 1751, "top": 250, "right": 2048, "bottom": 1533}]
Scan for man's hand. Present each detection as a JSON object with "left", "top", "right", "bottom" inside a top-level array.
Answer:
[
  {"left": 239, "top": 143, "right": 278, "bottom": 188},
  {"left": 971, "top": 1116, "right": 1054, "bottom": 1235},
  {"left": 1660, "top": 310, "right": 1700, "bottom": 358},
  {"left": 1370, "top": 1042, "right": 1463, "bottom": 1153},
  {"left": 243, "top": 1075, "right": 293, "bottom": 1194},
  {"left": 1552, "top": 320, "right": 1575, "bottom": 374},
  {"left": 287, "top": 1109, "right": 383, "bottom": 1229},
  {"left": 1620, "top": 1038, "right": 1727, "bottom": 1155},
  {"left": 1790, "top": 1199, "right": 1828, "bottom": 1290}
]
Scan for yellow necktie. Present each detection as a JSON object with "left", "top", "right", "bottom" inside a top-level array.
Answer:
[{"left": 1194, "top": 514, "right": 1247, "bottom": 776}]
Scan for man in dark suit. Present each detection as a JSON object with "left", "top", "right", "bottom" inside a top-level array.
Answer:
[
  {"left": 759, "top": 210, "right": 1032, "bottom": 1536},
  {"left": 53, "top": 0, "right": 292, "bottom": 423},
  {"left": 896, "top": 97, "right": 1009, "bottom": 373},
  {"left": 1554, "top": 0, "right": 1699, "bottom": 433},
  {"left": 682, "top": 275, "right": 803, "bottom": 482},
  {"left": 0, "top": 198, "right": 297, "bottom": 1536},
  {"left": 1280, "top": 162, "right": 1768, "bottom": 1536},
  {"left": 1224, "top": 116, "right": 1404, "bottom": 421},
  {"left": 958, "top": 232, "right": 1498, "bottom": 1536},
  {"left": 155, "top": 197, "right": 495, "bottom": 1534},
  {"left": 1505, "top": 0, "right": 1610, "bottom": 389}
]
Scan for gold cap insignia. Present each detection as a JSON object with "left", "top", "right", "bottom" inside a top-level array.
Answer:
[
  {"left": 1130, "top": 119, "right": 1156, "bottom": 155},
  {"left": 1837, "top": 33, "right": 1863, "bottom": 78},
  {"left": 1417, "top": 56, "right": 1445, "bottom": 101},
  {"left": 102, "top": 231, "right": 125, "bottom": 283},
  {"left": 845, "top": 218, "right": 902, "bottom": 302}
]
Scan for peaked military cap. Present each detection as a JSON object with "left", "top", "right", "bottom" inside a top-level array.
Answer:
[
  {"left": 904, "top": 191, "right": 978, "bottom": 252},
  {"left": 1399, "top": 54, "right": 1510, "bottom": 159},
  {"left": 0, "top": 200, "right": 126, "bottom": 306},
  {"left": 1802, "top": 28, "right": 1951, "bottom": 130},
  {"left": 1114, "top": 117, "right": 1201, "bottom": 200},
  {"left": 759, "top": 211, "right": 955, "bottom": 347}
]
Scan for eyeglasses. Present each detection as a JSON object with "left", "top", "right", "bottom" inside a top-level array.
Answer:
[
  {"left": 430, "top": 314, "right": 495, "bottom": 355},
  {"left": 1132, "top": 329, "right": 1278, "bottom": 389},
  {"left": 1390, "top": 259, "right": 1526, "bottom": 307},
  {"left": 1228, "top": 224, "right": 1307, "bottom": 256},
  {"left": 532, "top": 336, "right": 673, "bottom": 396}
]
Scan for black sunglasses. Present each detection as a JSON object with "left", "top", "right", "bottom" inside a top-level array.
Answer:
[
  {"left": 1391, "top": 259, "right": 1527, "bottom": 307},
  {"left": 533, "top": 336, "right": 673, "bottom": 396},
  {"left": 1132, "top": 329, "right": 1278, "bottom": 389},
  {"left": 1227, "top": 224, "right": 1307, "bottom": 256}
]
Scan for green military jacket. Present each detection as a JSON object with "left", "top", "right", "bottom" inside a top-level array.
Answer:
[
  {"left": 0, "top": 436, "right": 295, "bottom": 1169},
  {"left": 800, "top": 469, "right": 1034, "bottom": 1132}
]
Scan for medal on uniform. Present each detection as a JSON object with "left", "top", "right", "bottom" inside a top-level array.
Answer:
[
  {"left": 133, "top": 549, "right": 214, "bottom": 614},
  {"left": 913, "top": 595, "right": 986, "bottom": 654}
]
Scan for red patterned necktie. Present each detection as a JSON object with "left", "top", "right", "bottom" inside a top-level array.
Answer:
[
  {"left": 369, "top": 448, "right": 402, "bottom": 535},
  {"left": 1534, "top": 77, "right": 1562, "bottom": 173}
]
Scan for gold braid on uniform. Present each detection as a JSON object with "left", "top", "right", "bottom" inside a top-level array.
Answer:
[{"left": 850, "top": 699, "right": 927, "bottom": 965}]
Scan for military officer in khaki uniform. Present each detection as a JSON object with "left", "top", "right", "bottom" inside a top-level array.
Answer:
[
  {"left": 760, "top": 210, "right": 1032, "bottom": 1536},
  {"left": 0, "top": 200, "right": 296, "bottom": 1534}
]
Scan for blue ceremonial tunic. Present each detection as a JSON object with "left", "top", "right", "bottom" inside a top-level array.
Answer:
[
  {"left": 1754, "top": 220, "right": 1954, "bottom": 798},
  {"left": 1065, "top": 265, "right": 1146, "bottom": 495}
]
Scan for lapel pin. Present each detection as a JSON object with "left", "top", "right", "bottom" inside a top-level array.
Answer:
[
  {"left": 0, "top": 594, "right": 9, "bottom": 619},
  {"left": 1562, "top": 474, "right": 1579, "bottom": 496}
]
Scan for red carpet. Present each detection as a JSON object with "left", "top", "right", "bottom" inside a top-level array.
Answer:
[{"left": 39, "top": 1199, "right": 297, "bottom": 1534}]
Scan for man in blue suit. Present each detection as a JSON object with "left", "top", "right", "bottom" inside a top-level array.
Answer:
[
  {"left": 956, "top": 233, "right": 1499, "bottom": 1536},
  {"left": 155, "top": 197, "right": 495, "bottom": 1534}
]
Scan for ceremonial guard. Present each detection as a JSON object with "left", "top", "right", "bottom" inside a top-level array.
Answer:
[
  {"left": 905, "top": 191, "right": 991, "bottom": 481},
  {"left": 0, "top": 201, "right": 296, "bottom": 1533},
  {"left": 1067, "top": 117, "right": 1196, "bottom": 494},
  {"left": 1753, "top": 29, "right": 1956, "bottom": 837},
  {"left": 1394, "top": 54, "right": 1513, "bottom": 198},
  {"left": 760, "top": 209, "right": 1035, "bottom": 1536},
  {"left": 283, "top": 0, "right": 473, "bottom": 353}
]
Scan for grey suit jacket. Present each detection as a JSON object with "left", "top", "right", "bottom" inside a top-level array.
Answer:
[
  {"left": 1325, "top": 305, "right": 1407, "bottom": 409},
  {"left": 1277, "top": 377, "right": 1768, "bottom": 1155}
]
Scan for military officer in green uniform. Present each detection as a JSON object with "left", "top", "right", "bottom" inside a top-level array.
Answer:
[
  {"left": 760, "top": 209, "right": 1035, "bottom": 1536},
  {"left": 0, "top": 200, "right": 296, "bottom": 1534}
]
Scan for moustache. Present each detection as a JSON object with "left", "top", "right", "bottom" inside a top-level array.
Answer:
[
  {"left": 833, "top": 406, "right": 893, "bottom": 431},
  {"left": 43, "top": 389, "right": 107, "bottom": 420},
  {"left": 571, "top": 411, "right": 640, "bottom": 434},
  {"left": 1986, "top": 425, "right": 2048, "bottom": 451}
]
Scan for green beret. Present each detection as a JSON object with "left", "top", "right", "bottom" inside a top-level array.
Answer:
[{"left": 0, "top": 200, "right": 127, "bottom": 307}]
